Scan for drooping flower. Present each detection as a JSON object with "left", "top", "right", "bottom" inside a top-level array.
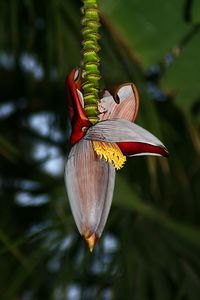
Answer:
[{"left": 65, "top": 69, "right": 168, "bottom": 251}]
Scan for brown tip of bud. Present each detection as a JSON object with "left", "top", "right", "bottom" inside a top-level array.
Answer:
[{"left": 83, "top": 232, "right": 98, "bottom": 252}]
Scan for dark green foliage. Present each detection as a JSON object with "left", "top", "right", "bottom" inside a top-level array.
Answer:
[{"left": 0, "top": 0, "right": 200, "bottom": 299}]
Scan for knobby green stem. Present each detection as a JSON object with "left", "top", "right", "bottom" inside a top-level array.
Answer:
[{"left": 81, "top": 0, "right": 101, "bottom": 124}]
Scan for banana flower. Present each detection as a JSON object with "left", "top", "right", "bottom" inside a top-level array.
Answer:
[{"left": 65, "top": 69, "right": 168, "bottom": 251}]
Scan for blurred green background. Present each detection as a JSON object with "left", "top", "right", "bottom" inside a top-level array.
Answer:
[{"left": 0, "top": 0, "right": 200, "bottom": 299}]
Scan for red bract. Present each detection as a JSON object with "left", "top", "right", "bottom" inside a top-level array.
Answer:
[{"left": 65, "top": 69, "right": 91, "bottom": 145}]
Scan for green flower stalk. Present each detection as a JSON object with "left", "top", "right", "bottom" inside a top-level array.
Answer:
[{"left": 81, "top": 0, "right": 101, "bottom": 124}]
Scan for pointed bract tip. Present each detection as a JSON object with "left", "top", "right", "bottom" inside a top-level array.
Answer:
[
  {"left": 162, "top": 146, "right": 169, "bottom": 157},
  {"left": 84, "top": 233, "right": 98, "bottom": 252}
]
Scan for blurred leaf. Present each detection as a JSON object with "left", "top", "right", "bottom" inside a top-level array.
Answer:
[
  {"left": 114, "top": 175, "right": 200, "bottom": 247},
  {"left": 100, "top": 0, "right": 191, "bottom": 68},
  {"left": 191, "top": 0, "right": 200, "bottom": 24},
  {"left": 161, "top": 30, "right": 200, "bottom": 112}
]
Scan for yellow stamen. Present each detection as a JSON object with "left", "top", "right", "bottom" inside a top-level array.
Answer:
[{"left": 92, "top": 141, "right": 126, "bottom": 170}]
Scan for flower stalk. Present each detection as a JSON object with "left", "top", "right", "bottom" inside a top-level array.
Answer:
[{"left": 81, "top": 0, "right": 101, "bottom": 124}]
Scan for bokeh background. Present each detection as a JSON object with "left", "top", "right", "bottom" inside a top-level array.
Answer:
[{"left": 1, "top": 0, "right": 200, "bottom": 299}]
